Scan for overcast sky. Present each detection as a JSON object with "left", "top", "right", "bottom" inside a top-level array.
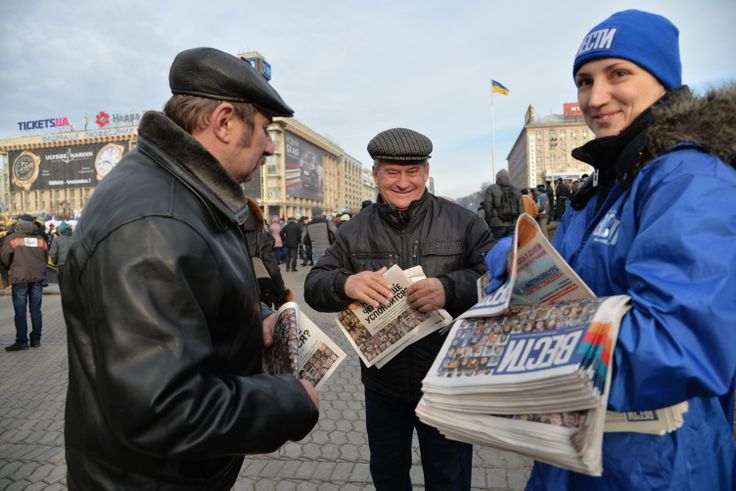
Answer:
[{"left": 2, "top": 0, "right": 734, "bottom": 198}]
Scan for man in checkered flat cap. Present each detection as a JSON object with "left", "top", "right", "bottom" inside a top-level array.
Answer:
[{"left": 306, "top": 127, "right": 494, "bottom": 490}]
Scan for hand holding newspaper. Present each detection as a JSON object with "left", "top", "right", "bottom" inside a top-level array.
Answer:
[
  {"left": 263, "top": 302, "right": 346, "bottom": 390},
  {"left": 335, "top": 265, "right": 452, "bottom": 369},
  {"left": 417, "top": 214, "right": 687, "bottom": 476}
]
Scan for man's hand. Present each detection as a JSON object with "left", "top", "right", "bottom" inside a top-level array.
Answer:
[
  {"left": 407, "top": 277, "right": 446, "bottom": 312},
  {"left": 300, "top": 379, "right": 320, "bottom": 409},
  {"left": 344, "top": 266, "right": 393, "bottom": 308},
  {"left": 262, "top": 312, "right": 277, "bottom": 348}
]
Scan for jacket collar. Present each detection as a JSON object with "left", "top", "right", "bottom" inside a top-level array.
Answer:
[
  {"left": 136, "top": 111, "right": 249, "bottom": 226},
  {"left": 375, "top": 188, "right": 430, "bottom": 230}
]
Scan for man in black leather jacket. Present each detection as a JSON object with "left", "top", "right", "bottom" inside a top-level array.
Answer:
[
  {"left": 305, "top": 128, "right": 493, "bottom": 491},
  {"left": 62, "top": 48, "right": 319, "bottom": 490}
]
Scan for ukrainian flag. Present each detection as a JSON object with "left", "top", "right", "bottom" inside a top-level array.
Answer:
[{"left": 492, "top": 80, "right": 510, "bottom": 95}]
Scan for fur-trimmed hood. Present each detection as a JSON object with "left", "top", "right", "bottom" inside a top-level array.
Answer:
[{"left": 645, "top": 83, "right": 736, "bottom": 167}]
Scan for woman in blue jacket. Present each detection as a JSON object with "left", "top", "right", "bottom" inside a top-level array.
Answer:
[{"left": 493, "top": 9, "right": 736, "bottom": 490}]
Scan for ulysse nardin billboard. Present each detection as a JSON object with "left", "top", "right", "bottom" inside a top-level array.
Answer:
[
  {"left": 284, "top": 131, "right": 324, "bottom": 201},
  {"left": 8, "top": 140, "right": 129, "bottom": 191}
]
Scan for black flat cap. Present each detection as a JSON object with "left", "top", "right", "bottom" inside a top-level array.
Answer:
[
  {"left": 169, "top": 47, "right": 294, "bottom": 117},
  {"left": 367, "top": 128, "right": 432, "bottom": 162}
]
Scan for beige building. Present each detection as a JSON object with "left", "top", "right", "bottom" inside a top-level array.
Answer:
[
  {"left": 507, "top": 103, "right": 595, "bottom": 189},
  {"left": 0, "top": 126, "right": 138, "bottom": 217},
  {"left": 245, "top": 117, "right": 367, "bottom": 220},
  {"left": 0, "top": 117, "right": 368, "bottom": 220},
  {"left": 361, "top": 166, "right": 377, "bottom": 204}
]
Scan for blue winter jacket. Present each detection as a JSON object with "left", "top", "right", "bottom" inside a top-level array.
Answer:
[{"left": 526, "top": 91, "right": 736, "bottom": 489}]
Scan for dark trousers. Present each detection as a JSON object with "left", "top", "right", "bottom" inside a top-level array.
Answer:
[
  {"left": 286, "top": 247, "right": 298, "bottom": 271},
  {"left": 11, "top": 281, "right": 44, "bottom": 345},
  {"left": 364, "top": 388, "right": 472, "bottom": 491}
]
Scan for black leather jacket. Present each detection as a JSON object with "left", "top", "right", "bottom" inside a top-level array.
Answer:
[
  {"left": 305, "top": 191, "right": 494, "bottom": 403},
  {"left": 62, "top": 112, "right": 318, "bottom": 490}
]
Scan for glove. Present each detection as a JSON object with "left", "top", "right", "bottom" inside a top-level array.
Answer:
[{"left": 483, "top": 236, "right": 513, "bottom": 295}]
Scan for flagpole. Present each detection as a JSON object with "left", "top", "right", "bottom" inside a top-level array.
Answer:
[{"left": 491, "top": 82, "right": 496, "bottom": 178}]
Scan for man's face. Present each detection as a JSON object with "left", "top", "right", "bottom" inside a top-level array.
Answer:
[
  {"left": 225, "top": 110, "right": 274, "bottom": 183},
  {"left": 372, "top": 161, "right": 429, "bottom": 210},
  {"left": 575, "top": 58, "right": 666, "bottom": 138}
]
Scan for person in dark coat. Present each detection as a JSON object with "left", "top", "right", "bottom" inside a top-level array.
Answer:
[
  {"left": 2, "top": 214, "right": 48, "bottom": 351},
  {"left": 305, "top": 128, "right": 494, "bottom": 490},
  {"left": 61, "top": 47, "right": 318, "bottom": 490},
  {"left": 48, "top": 221, "right": 73, "bottom": 287},
  {"left": 280, "top": 216, "right": 301, "bottom": 272}
]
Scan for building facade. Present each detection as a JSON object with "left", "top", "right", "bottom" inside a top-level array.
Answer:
[
  {"left": 0, "top": 126, "right": 138, "bottom": 217},
  {"left": 0, "top": 117, "right": 368, "bottom": 220},
  {"left": 243, "top": 117, "right": 367, "bottom": 220},
  {"left": 507, "top": 103, "right": 595, "bottom": 189}
]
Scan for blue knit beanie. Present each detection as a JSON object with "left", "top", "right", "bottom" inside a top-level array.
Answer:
[{"left": 573, "top": 9, "right": 681, "bottom": 90}]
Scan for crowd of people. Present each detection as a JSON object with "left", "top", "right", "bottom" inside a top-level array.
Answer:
[{"left": 2, "top": 8, "right": 732, "bottom": 491}]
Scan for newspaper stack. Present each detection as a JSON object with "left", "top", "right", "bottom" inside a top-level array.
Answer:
[
  {"left": 335, "top": 265, "right": 452, "bottom": 369},
  {"left": 264, "top": 302, "right": 347, "bottom": 390},
  {"left": 417, "top": 215, "right": 687, "bottom": 476}
]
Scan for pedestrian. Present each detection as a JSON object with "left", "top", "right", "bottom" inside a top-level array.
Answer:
[
  {"left": 48, "top": 221, "right": 73, "bottom": 287},
  {"left": 520, "top": 188, "right": 538, "bottom": 219},
  {"left": 482, "top": 169, "right": 523, "bottom": 238},
  {"left": 302, "top": 206, "right": 335, "bottom": 265},
  {"left": 545, "top": 180, "right": 555, "bottom": 221},
  {"left": 280, "top": 216, "right": 301, "bottom": 272},
  {"left": 269, "top": 216, "right": 283, "bottom": 265},
  {"left": 61, "top": 47, "right": 318, "bottom": 489},
  {"left": 534, "top": 185, "right": 551, "bottom": 239},
  {"left": 2, "top": 214, "right": 48, "bottom": 351},
  {"left": 554, "top": 178, "right": 571, "bottom": 219},
  {"left": 305, "top": 127, "right": 494, "bottom": 490},
  {"left": 298, "top": 215, "right": 310, "bottom": 266},
  {"left": 488, "top": 10, "right": 736, "bottom": 489}
]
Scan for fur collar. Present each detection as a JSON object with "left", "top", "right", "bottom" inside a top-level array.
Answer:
[
  {"left": 137, "top": 111, "right": 247, "bottom": 215},
  {"left": 645, "top": 83, "right": 736, "bottom": 167}
]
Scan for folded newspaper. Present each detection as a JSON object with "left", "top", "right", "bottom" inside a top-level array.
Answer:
[
  {"left": 264, "top": 302, "right": 346, "bottom": 390},
  {"left": 335, "top": 265, "right": 452, "bottom": 369},
  {"left": 417, "top": 214, "right": 688, "bottom": 476}
]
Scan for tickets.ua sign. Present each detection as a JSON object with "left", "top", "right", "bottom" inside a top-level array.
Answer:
[{"left": 17, "top": 117, "right": 70, "bottom": 131}]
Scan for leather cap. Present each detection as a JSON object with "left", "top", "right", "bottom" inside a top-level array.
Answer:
[
  {"left": 169, "top": 47, "right": 294, "bottom": 117},
  {"left": 367, "top": 128, "right": 432, "bottom": 162}
]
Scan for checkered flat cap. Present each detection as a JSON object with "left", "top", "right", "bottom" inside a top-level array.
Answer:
[{"left": 367, "top": 128, "right": 433, "bottom": 162}]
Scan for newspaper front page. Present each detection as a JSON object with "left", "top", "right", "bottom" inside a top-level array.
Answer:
[
  {"left": 264, "top": 302, "right": 347, "bottom": 390},
  {"left": 335, "top": 265, "right": 451, "bottom": 368}
]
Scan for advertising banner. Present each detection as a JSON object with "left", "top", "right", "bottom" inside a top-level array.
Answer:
[
  {"left": 284, "top": 131, "right": 324, "bottom": 201},
  {"left": 8, "top": 140, "right": 130, "bottom": 191}
]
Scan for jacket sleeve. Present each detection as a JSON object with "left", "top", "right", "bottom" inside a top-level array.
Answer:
[
  {"left": 440, "top": 214, "right": 495, "bottom": 316},
  {"left": 608, "top": 157, "right": 736, "bottom": 412},
  {"left": 1, "top": 236, "right": 13, "bottom": 269},
  {"left": 80, "top": 217, "right": 316, "bottom": 458},
  {"left": 304, "top": 229, "right": 354, "bottom": 312}
]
